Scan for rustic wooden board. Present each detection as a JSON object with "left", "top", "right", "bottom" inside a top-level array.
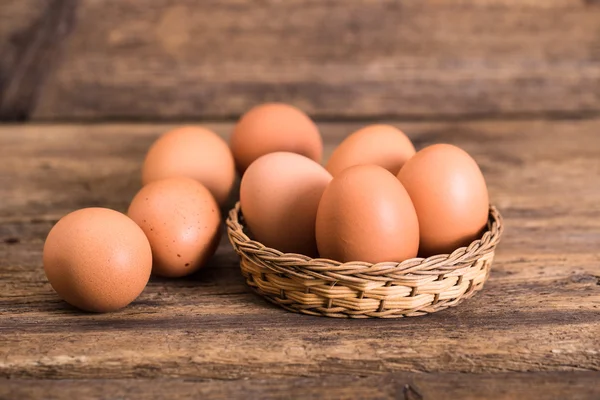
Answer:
[
  {"left": 2, "top": 373, "right": 600, "bottom": 400},
  {"left": 0, "top": 120, "right": 599, "bottom": 398},
  {"left": 1, "top": 0, "right": 600, "bottom": 121}
]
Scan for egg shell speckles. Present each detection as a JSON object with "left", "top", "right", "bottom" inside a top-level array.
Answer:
[{"left": 128, "top": 177, "right": 221, "bottom": 278}]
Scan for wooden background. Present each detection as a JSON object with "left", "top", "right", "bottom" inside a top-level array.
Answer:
[
  {"left": 1, "top": 1, "right": 600, "bottom": 399},
  {"left": 1, "top": 0, "right": 600, "bottom": 122},
  {"left": 1, "top": 121, "right": 599, "bottom": 400}
]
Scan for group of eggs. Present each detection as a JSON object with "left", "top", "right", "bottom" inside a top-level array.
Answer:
[
  {"left": 42, "top": 103, "right": 489, "bottom": 313},
  {"left": 240, "top": 111, "right": 489, "bottom": 264}
]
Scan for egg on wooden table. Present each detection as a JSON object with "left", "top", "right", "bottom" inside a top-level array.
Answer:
[
  {"left": 397, "top": 144, "right": 490, "bottom": 257},
  {"left": 240, "top": 152, "right": 332, "bottom": 256},
  {"left": 128, "top": 177, "right": 221, "bottom": 278},
  {"left": 141, "top": 126, "right": 235, "bottom": 205},
  {"left": 43, "top": 208, "right": 153, "bottom": 312},
  {"left": 230, "top": 103, "right": 323, "bottom": 174},
  {"left": 326, "top": 124, "right": 416, "bottom": 176},
  {"left": 316, "top": 165, "right": 419, "bottom": 263}
]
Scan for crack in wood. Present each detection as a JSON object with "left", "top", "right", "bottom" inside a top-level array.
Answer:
[{"left": 403, "top": 383, "right": 424, "bottom": 400}]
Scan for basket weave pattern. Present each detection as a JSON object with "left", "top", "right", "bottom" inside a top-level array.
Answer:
[{"left": 227, "top": 203, "right": 503, "bottom": 318}]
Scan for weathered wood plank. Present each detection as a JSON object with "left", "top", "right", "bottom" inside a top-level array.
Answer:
[
  {"left": 0, "top": 0, "right": 75, "bottom": 120},
  {"left": 2, "top": 373, "right": 600, "bottom": 400},
  {"left": 1, "top": 254, "right": 599, "bottom": 378},
  {"left": 0, "top": 120, "right": 599, "bottom": 382},
  {"left": 2, "top": 120, "right": 600, "bottom": 254},
  {"left": 1, "top": 0, "right": 600, "bottom": 120}
]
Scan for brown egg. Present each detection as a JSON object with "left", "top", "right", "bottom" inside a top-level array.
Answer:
[
  {"left": 128, "top": 177, "right": 221, "bottom": 277},
  {"left": 141, "top": 126, "right": 235, "bottom": 205},
  {"left": 43, "top": 208, "right": 152, "bottom": 312},
  {"left": 316, "top": 165, "right": 419, "bottom": 263},
  {"left": 240, "top": 152, "right": 332, "bottom": 256},
  {"left": 230, "top": 103, "right": 323, "bottom": 174},
  {"left": 326, "top": 124, "right": 416, "bottom": 176},
  {"left": 397, "top": 144, "right": 489, "bottom": 257}
]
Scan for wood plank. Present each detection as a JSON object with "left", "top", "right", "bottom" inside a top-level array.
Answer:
[
  {"left": 0, "top": 120, "right": 599, "bottom": 383},
  {"left": 0, "top": 0, "right": 75, "bottom": 120},
  {"left": 2, "top": 373, "right": 600, "bottom": 400},
  {"left": 1, "top": 0, "right": 600, "bottom": 121},
  {"left": 2, "top": 120, "right": 600, "bottom": 254}
]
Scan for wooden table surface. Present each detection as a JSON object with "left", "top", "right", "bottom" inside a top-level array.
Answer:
[
  {"left": 2, "top": 1, "right": 600, "bottom": 122},
  {"left": 0, "top": 120, "right": 599, "bottom": 399}
]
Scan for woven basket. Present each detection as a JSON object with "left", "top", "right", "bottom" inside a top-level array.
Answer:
[{"left": 227, "top": 203, "right": 503, "bottom": 318}]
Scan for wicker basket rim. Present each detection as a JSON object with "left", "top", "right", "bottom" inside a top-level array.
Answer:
[{"left": 226, "top": 202, "right": 503, "bottom": 275}]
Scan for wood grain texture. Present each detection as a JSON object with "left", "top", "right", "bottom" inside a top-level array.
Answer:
[
  {"left": 0, "top": 0, "right": 75, "bottom": 121},
  {"left": 1, "top": 0, "right": 600, "bottom": 121},
  {"left": 2, "top": 373, "right": 600, "bottom": 400},
  {"left": 0, "top": 120, "right": 599, "bottom": 398}
]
